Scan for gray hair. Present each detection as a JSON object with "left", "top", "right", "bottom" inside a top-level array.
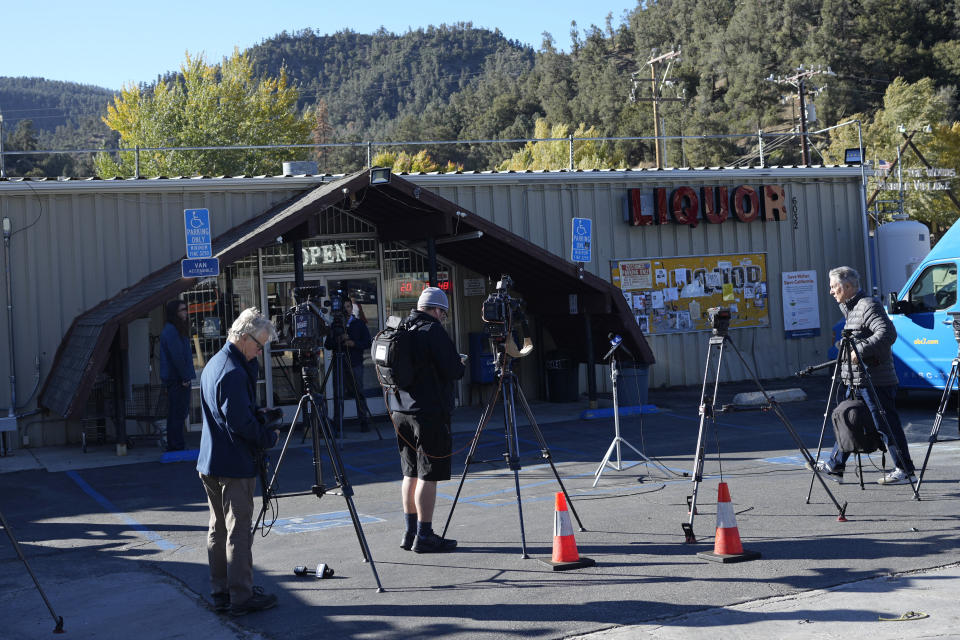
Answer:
[
  {"left": 829, "top": 266, "right": 860, "bottom": 289},
  {"left": 227, "top": 307, "right": 278, "bottom": 343}
]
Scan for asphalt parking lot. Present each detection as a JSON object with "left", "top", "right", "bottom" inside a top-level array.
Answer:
[{"left": 2, "top": 374, "right": 960, "bottom": 639}]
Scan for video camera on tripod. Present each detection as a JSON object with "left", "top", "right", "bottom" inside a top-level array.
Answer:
[
  {"left": 285, "top": 285, "right": 329, "bottom": 352},
  {"left": 948, "top": 310, "right": 960, "bottom": 343},
  {"left": 481, "top": 274, "right": 533, "bottom": 359}
]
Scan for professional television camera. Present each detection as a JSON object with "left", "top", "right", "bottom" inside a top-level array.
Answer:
[
  {"left": 482, "top": 275, "right": 524, "bottom": 339},
  {"left": 285, "top": 285, "right": 329, "bottom": 352},
  {"left": 706, "top": 306, "right": 731, "bottom": 336},
  {"left": 481, "top": 274, "right": 533, "bottom": 359}
]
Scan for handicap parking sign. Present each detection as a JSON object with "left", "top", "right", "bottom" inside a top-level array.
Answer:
[{"left": 571, "top": 217, "right": 592, "bottom": 263}]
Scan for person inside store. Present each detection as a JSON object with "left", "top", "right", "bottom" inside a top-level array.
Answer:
[
  {"left": 158, "top": 299, "right": 195, "bottom": 452},
  {"left": 325, "top": 295, "right": 373, "bottom": 431},
  {"left": 196, "top": 308, "right": 280, "bottom": 616},
  {"left": 387, "top": 287, "right": 466, "bottom": 553},
  {"left": 810, "top": 266, "right": 916, "bottom": 485}
]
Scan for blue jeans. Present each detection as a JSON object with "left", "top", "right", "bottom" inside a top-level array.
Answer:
[
  {"left": 165, "top": 381, "right": 191, "bottom": 449},
  {"left": 828, "top": 385, "right": 914, "bottom": 474}
]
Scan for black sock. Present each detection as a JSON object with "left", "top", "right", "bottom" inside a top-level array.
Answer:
[
  {"left": 417, "top": 520, "right": 433, "bottom": 537},
  {"left": 405, "top": 513, "right": 417, "bottom": 534}
]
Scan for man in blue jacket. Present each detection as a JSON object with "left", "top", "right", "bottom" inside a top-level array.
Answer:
[
  {"left": 325, "top": 296, "right": 373, "bottom": 431},
  {"left": 197, "top": 308, "right": 279, "bottom": 616},
  {"left": 158, "top": 299, "right": 195, "bottom": 451},
  {"left": 387, "top": 287, "right": 465, "bottom": 553}
]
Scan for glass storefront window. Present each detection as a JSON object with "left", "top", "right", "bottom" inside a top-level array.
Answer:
[{"left": 382, "top": 242, "right": 454, "bottom": 333}]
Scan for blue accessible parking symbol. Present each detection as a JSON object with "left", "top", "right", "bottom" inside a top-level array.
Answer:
[{"left": 571, "top": 217, "right": 592, "bottom": 263}]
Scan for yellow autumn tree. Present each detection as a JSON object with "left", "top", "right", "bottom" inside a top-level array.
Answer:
[{"left": 95, "top": 49, "right": 311, "bottom": 177}]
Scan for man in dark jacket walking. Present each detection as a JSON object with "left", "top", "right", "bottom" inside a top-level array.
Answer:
[
  {"left": 387, "top": 287, "right": 465, "bottom": 553},
  {"left": 158, "top": 299, "right": 195, "bottom": 451},
  {"left": 812, "top": 266, "right": 916, "bottom": 485},
  {"left": 197, "top": 308, "right": 280, "bottom": 616}
]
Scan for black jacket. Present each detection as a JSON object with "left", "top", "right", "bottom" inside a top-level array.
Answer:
[
  {"left": 324, "top": 315, "right": 372, "bottom": 368},
  {"left": 387, "top": 310, "right": 465, "bottom": 415},
  {"left": 840, "top": 291, "right": 899, "bottom": 388}
]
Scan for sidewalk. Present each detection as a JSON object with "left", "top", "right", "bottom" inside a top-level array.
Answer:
[{"left": 574, "top": 565, "right": 960, "bottom": 640}]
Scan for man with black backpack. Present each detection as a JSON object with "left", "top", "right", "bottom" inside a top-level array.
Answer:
[
  {"left": 809, "top": 266, "right": 916, "bottom": 485},
  {"left": 386, "top": 287, "right": 465, "bottom": 553}
]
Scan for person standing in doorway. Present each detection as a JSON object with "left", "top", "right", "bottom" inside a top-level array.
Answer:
[
  {"left": 159, "top": 299, "right": 195, "bottom": 452},
  {"left": 325, "top": 296, "right": 373, "bottom": 431}
]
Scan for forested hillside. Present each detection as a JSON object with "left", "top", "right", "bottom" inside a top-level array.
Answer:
[{"left": 3, "top": 0, "right": 960, "bottom": 175}]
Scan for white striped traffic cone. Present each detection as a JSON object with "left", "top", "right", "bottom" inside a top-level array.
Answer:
[
  {"left": 539, "top": 492, "right": 595, "bottom": 571},
  {"left": 697, "top": 482, "right": 761, "bottom": 563}
]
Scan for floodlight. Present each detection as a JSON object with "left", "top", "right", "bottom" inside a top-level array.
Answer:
[{"left": 370, "top": 167, "right": 391, "bottom": 185}]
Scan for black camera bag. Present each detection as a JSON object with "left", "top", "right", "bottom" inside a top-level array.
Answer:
[
  {"left": 372, "top": 316, "right": 425, "bottom": 393},
  {"left": 830, "top": 398, "right": 886, "bottom": 454}
]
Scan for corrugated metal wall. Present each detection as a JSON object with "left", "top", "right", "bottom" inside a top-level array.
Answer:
[
  {"left": 0, "top": 179, "right": 312, "bottom": 431},
  {"left": 0, "top": 169, "right": 865, "bottom": 432},
  {"left": 414, "top": 169, "right": 866, "bottom": 389}
]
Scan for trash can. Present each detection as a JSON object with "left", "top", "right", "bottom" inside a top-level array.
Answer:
[
  {"left": 469, "top": 332, "right": 495, "bottom": 384},
  {"left": 545, "top": 351, "right": 579, "bottom": 402},
  {"left": 617, "top": 361, "right": 649, "bottom": 407}
]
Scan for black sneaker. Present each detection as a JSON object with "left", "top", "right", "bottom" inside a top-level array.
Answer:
[
  {"left": 229, "top": 586, "right": 277, "bottom": 617},
  {"left": 400, "top": 531, "right": 416, "bottom": 550},
  {"left": 806, "top": 459, "right": 844, "bottom": 481},
  {"left": 412, "top": 532, "right": 457, "bottom": 553},
  {"left": 212, "top": 592, "right": 230, "bottom": 613}
]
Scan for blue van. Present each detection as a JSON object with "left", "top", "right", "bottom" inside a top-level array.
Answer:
[{"left": 888, "top": 220, "right": 960, "bottom": 390}]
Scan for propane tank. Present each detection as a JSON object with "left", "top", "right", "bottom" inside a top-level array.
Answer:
[{"left": 876, "top": 214, "right": 930, "bottom": 296}]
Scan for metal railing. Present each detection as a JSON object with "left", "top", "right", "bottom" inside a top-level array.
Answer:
[{"left": 0, "top": 129, "right": 849, "bottom": 179}]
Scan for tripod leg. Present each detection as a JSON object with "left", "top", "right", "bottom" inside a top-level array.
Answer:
[
  {"left": 0, "top": 509, "right": 64, "bottom": 632},
  {"left": 685, "top": 338, "right": 724, "bottom": 542},
  {"left": 725, "top": 339, "right": 848, "bottom": 518},
  {"left": 501, "top": 377, "right": 530, "bottom": 558},
  {"left": 806, "top": 353, "right": 847, "bottom": 504},
  {"left": 513, "top": 381, "right": 587, "bottom": 532},
  {"left": 917, "top": 360, "right": 957, "bottom": 491},
  {"left": 253, "top": 396, "right": 309, "bottom": 535},
  {"left": 343, "top": 360, "right": 382, "bottom": 439},
  {"left": 307, "top": 393, "right": 384, "bottom": 592},
  {"left": 440, "top": 382, "right": 502, "bottom": 539}
]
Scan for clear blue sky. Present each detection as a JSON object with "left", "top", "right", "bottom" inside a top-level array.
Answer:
[{"left": 2, "top": 1, "right": 638, "bottom": 90}]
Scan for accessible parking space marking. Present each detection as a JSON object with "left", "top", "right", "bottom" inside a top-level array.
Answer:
[{"left": 268, "top": 511, "right": 385, "bottom": 534}]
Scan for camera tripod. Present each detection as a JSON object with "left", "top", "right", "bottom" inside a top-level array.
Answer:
[
  {"left": 804, "top": 330, "right": 920, "bottom": 501},
  {"left": 299, "top": 333, "right": 382, "bottom": 445},
  {"left": 441, "top": 345, "right": 585, "bottom": 558},
  {"left": 593, "top": 338, "right": 671, "bottom": 486},
  {"left": 254, "top": 361, "right": 384, "bottom": 592},
  {"left": 684, "top": 324, "right": 848, "bottom": 544}
]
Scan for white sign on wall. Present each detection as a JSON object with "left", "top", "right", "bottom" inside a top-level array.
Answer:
[{"left": 782, "top": 270, "right": 820, "bottom": 339}]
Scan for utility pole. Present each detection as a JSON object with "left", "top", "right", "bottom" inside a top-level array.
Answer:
[
  {"left": 0, "top": 113, "right": 6, "bottom": 178},
  {"left": 632, "top": 48, "right": 681, "bottom": 169},
  {"left": 767, "top": 65, "right": 835, "bottom": 165}
]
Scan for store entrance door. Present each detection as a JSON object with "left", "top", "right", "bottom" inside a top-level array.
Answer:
[{"left": 263, "top": 274, "right": 383, "bottom": 418}]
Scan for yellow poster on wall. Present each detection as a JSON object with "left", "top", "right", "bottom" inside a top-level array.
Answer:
[{"left": 610, "top": 253, "right": 769, "bottom": 334}]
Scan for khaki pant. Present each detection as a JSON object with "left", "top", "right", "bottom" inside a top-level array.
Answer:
[{"left": 200, "top": 474, "right": 255, "bottom": 605}]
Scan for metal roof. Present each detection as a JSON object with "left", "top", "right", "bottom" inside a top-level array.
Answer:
[{"left": 39, "top": 168, "right": 654, "bottom": 419}]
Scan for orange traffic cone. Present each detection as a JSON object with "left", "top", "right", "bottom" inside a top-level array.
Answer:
[
  {"left": 697, "top": 482, "right": 761, "bottom": 563},
  {"left": 540, "top": 492, "right": 595, "bottom": 571}
]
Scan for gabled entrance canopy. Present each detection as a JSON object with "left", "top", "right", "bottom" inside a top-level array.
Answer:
[{"left": 40, "top": 169, "right": 653, "bottom": 419}]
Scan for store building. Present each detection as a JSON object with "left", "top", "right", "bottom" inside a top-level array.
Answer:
[{"left": 0, "top": 165, "right": 866, "bottom": 448}]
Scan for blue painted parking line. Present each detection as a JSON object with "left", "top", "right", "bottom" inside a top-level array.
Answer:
[
  {"left": 269, "top": 511, "right": 385, "bottom": 534},
  {"left": 761, "top": 454, "right": 808, "bottom": 467},
  {"left": 66, "top": 470, "right": 177, "bottom": 551}
]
